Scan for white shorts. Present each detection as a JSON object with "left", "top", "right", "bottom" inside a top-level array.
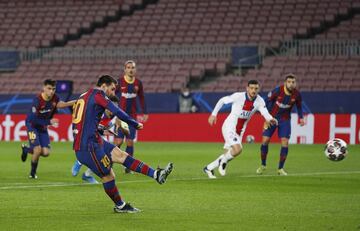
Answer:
[{"left": 222, "top": 123, "right": 243, "bottom": 150}]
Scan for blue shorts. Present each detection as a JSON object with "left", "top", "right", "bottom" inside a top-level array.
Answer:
[
  {"left": 115, "top": 125, "right": 137, "bottom": 140},
  {"left": 262, "top": 119, "right": 291, "bottom": 139},
  {"left": 75, "top": 140, "right": 116, "bottom": 178},
  {"left": 26, "top": 123, "right": 50, "bottom": 149}
]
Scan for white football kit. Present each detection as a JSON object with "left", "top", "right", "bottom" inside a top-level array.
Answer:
[{"left": 211, "top": 92, "right": 274, "bottom": 149}]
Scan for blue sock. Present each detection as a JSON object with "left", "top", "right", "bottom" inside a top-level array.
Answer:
[
  {"left": 103, "top": 180, "right": 123, "bottom": 206},
  {"left": 260, "top": 144, "right": 268, "bottom": 166},
  {"left": 123, "top": 155, "right": 155, "bottom": 178},
  {"left": 278, "top": 147, "right": 289, "bottom": 169},
  {"left": 126, "top": 146, "right": 134, "bottom": 157}
]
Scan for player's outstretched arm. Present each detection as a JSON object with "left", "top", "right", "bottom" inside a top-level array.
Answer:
[
  {"left": 211, "top": 94, "right": 235, "bottom": 116},
  {"left": 107, "top": 102, "right": 142, "bottom": 129},
  {"left": 94, "top": 92, "right": 141, "bottom": 129},
  {"left": 57, "top": 100, "right": 76, "bottom": 109},
  {"left": 296, "top": 93, "right": 305, "bottom": 126}
]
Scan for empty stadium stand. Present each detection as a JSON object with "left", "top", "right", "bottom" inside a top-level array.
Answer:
[
  {"left": 200, "top": 56, "right": 360, "bottom": 92},
  {"left": 0, "top": 0, "right": 359, "bottom": 94}
]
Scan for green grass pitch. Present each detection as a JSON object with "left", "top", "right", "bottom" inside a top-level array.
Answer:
[{"left": 0, "top": 141, "right": 359, "bottom": 231}]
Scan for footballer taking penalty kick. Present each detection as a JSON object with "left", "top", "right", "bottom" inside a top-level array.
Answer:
[{"left": 72, "top": 75, "right": 173, "bottom": 213}]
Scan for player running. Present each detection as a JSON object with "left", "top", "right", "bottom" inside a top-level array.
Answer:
[
  {"left": 256, "top": 74, "right": 304, "bottom": 176},
  {"left": 203, "top": 80, "right": 278, "bottom": 179},
  {"left": 21, "top": 79, "right": 76, "bottom": 179},
  {"left": 115, "top": 60, "right": 148, "bottom": 173},
  {"left": 72, "top": 74, "right": 173, "bottom": 213}
]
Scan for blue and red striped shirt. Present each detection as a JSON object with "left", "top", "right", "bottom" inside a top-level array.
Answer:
[
  {"left": 26, "top": 93, "right": 59, "bottom": 130},
  {"left": 72, "top": 88, "right": 139, "bottom": 151},
  {"left": 116, "top": 76, "right": 147, "bottom": 118},
  {"left": 266, "top": 85, "right": 303, "bottom": 121}
]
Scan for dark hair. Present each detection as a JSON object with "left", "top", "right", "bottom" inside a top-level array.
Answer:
[
  {"left": 108, "top": 95, "right": 119, "bottom": 103},
  {"left": 285, "top": 73, "right": 296, "bottom": 81},
  {"left": 96, "top": 75, "right": 117, "bottom": 87},
  {"left": 247, "top": 79, "right": 259, "bottom": 86},
  {"left": 43, "top": 79, "right": 56, "bottom": 87}
]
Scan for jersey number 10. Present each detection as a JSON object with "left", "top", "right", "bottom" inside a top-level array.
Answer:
[{"left": 72, "top": 99, "right": 85, "bottom": 124}]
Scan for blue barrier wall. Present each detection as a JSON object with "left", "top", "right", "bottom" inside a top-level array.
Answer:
[{"left": 0, "top": 91, "right": 358, "bottom": 114}]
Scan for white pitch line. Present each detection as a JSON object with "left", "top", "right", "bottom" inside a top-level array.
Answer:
[{"left": 0, "top": 170, "right": 360, "bottom": 190}]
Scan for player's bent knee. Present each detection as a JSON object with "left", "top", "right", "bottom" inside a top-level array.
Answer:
[
  {"left": 262, "top": 137, "right": 271, "bottom": 145},
  {"left": 102, "top": 173, "right": 115, "bottom": 183},
  {"left": 280, "top": 138, "right": 289, "bottom": 147},
  {"left": 41, "top": 153, "right": 50, "bottom": 157},
  {"left": 110, "top": 147, "right": 128, "bottom": 163},
  {"left": 232, "top": 145, "right": 242, "bottom": 156},
  {"left": 33, "top": 146, "right": 42, "bottom": 154}
]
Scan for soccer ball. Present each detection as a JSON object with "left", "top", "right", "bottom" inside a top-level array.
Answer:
[
  {"left": 246, "top": 135, "right": 255, "bottom": 143},
  {"left": 324, "top": 138, "right": 348, "bottom": 161}
]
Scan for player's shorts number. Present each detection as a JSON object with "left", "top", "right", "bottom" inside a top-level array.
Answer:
[
  {"left": 101, "top": 155, "right": 111, "bottom": 168},
  {"left": 72, "top": 99, "right": 85, "bottom": 124},
  {"left": 28, "top": 131, "right": 36, "bottom": 140}
]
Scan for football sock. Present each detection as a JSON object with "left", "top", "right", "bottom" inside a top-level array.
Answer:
[
  {"left": 278, "top": 147, "right": 289, "bottom": 169},
  {"left": 223, "top": 150, "right": 234, "bottom": 162},
  {"left": 206, "top": 154, "right": 224, "bottom": 171},
  {"left": 23, "top": 146, "right": 30, "bottom": 155},
  {"left": 103, "top": 180, "right": 124, "bottom": 206},
  {"left": 30, "top": 160, "right": 38, "bottom": 176},
  {"left": 123, "top": 155, "right": 155, "bottom": 178},
  {"left": 126, "top": 146, "right": 134, "bottom": 157},
  {"left": 261, "top": 144, "right": 269, "bottom": 166},
  {"left": 84, "top": 168, "right": 92, "bottom": 177}
]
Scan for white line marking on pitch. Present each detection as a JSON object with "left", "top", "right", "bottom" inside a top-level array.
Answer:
[{"left": 0, "top": 170, "right": 359, "bottom": 190}]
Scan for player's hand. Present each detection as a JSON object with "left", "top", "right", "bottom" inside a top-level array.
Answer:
[
  {"left": 142, "top": 114, "right": 149, "bottom": 122},
  {"left": 299, "top": 118, "right": 305, "bottom": 126},
  {"left": 136, "top": 123, "right": 144, "bottom": 130},
  {"left": 208, "top": 115, "right": 217, "bottom": 126},
  {"left": 137, "top": 114, "right": 148, "bottom": 122},
  {"left": 269, "top": 118, "right": 278, "bottom": 126},
  {"left": 50, "top": 118, "right": 59, "bottom": 127}
]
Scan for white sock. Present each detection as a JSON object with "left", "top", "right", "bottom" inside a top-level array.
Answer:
[
  {"left": 84, "top": 168, "right": 93, "bottom": 177},
  {"left": 223, "top": 149, "right": 234, "bottom": 162},
  {"left": 207, "top": 154, "right": 224, "bottom": 171}
]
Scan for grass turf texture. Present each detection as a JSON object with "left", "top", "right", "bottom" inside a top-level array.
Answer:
[{"left": 0, "top": 141, "right": 359, "bottom": 231}]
